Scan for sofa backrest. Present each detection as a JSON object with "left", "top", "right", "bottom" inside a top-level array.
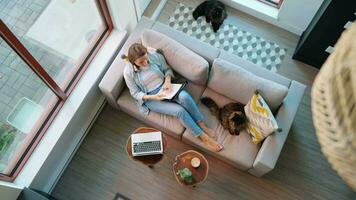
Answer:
[
  {"left": 208, "top": 59, "right": 289, "bottom": 111},
  {"left": 151, "top": 22, "right": 220, "bottom": 65},
  {"left": 150, "top": 21, "right": 291, "bottom": 88},
  {"left": 141, "top": 29, "right": 209, "bottom": 86},
  {"left": 219, "top": 51, "right": 291, "bottom": 88}
]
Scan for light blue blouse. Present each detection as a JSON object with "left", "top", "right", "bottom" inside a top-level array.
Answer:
[{"left": 123, "top": 51, "right": 174, "bottom": 115}]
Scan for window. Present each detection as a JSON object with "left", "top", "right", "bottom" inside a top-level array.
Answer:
[{"left": 0, "top": 0, "right": 112, "bottom": 181}]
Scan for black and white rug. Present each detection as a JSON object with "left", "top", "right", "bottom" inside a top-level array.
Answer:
[{"left": 168, "top": 3, "right": 286, "bottom": 72}]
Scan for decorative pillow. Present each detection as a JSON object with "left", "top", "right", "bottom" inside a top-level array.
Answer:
[
  {"left": 210, "top": 59, "right": 289, "bottom": 112},
  {"left": 141, "top": 29, "right": 209, "bottom": 85},
  {"left": 244, "top": 91, "right": 281, "bottom": 144}
]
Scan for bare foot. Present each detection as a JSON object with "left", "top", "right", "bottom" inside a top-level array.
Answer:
[
  {"left": 199, "top": 133, "right": 223, "bottom": 152},
  {"left": 198, "top": 122, "right": 217, "bottom": 140}
]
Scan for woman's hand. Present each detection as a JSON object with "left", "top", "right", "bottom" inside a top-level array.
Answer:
[
  {"left": 153, "top": 93, "right": 166, "bottom": 101},
  {"left": 163, "top": 76, "right": 172, "bottom": 93},
  {"left": 143, "top": 94, "right": 166, "bottom": 101}
]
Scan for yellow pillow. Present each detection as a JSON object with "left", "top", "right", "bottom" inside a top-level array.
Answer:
[{"left": 244, "top": 92, "right": 280, "bottom": 144}]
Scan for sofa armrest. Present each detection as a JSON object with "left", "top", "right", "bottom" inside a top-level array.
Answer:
[
  {"left": 99, "top": 58, "right": 127, "bottom": 109},
  {"left": 99, "top": 17, "right": 155, "bottom": 108},
  {"left": 248, "top": 80, "right": 306, "bottom": 177}
]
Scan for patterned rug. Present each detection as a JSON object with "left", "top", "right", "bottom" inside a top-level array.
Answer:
[{"left": 168, "top": 3, "right": 286, "bottom": 72}]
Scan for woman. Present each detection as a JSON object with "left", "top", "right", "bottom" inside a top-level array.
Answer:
[{"left": 122, "top": 43, "right": 223, "bottom": 152}]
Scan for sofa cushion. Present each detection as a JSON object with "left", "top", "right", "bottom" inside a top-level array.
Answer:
[
  {"left": 117, "top": 89, "right": 183, "bottom": 139},
  {"left": 218, "top": 51, "right": 291, "bottom": 87},
  {"left": 184, "top": 81, "right": 206, "bottom": 102},
  {"left": 141, "top": 29, "right": 209, "bottom": 85},
  {"left": 182, "top": 88, "right": 260, "bottom": 170},
  {"left": 209, "top": 59, "right": 289, "bottom": 111}
]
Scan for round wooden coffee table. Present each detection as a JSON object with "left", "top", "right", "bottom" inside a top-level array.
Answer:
[
  {"left": 126, "top": 127, "right": 168, "bottom": 168},
  {"left": 173, "top": 150, "right": 209, "bottom": 187}
]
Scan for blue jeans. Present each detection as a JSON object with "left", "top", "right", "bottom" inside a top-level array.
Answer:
[{"left": 144, "top": 86, "right": 204, "bottom": 137}]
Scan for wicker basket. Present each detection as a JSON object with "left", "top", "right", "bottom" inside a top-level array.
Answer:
[{"left": 311, "top": 22, "right": 356, "bottom": 191}]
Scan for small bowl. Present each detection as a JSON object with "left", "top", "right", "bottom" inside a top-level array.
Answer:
[{"left": 191, "top": 157, "right": 201, "bottom": 168}]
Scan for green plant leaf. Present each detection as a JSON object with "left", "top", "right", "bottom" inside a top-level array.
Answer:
[{"left": 0, "top": 124, "right": 17, "bottom": 158}]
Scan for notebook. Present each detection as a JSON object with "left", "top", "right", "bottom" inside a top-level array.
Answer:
[{"left": 158, "top": 81, "right": 187, "bottom": 100}]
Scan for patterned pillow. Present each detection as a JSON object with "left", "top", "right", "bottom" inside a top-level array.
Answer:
[{"left": 244, "top": 91, "right": 281, "bottom": 144}]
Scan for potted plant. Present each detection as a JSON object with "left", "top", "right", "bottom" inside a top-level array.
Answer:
[
  {"left": 176, "top": 167, "right": 194, "bottom": 184},
  {"left": 0, "top": 123, "right": 17, "bottom": 160}
]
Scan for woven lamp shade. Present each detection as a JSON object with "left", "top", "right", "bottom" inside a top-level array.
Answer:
[{"left": 311, "top": 22, "right": 356, "bottom": 191}]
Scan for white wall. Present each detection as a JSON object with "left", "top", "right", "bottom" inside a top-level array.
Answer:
[
  {"left": 107, "top": 0, "right": 138, "bottom": 33},
  {"left": 134, "top": 0, "right": 152, "bottom": 20},
  {"left": 222, "top": 0, "right": 324, "bottom": 35},
  {"left": 278, "top": 0, "right": 324, "bottom": 35},
  {"left": 0, "top": 182, "right": 22, "bottom": 200}
]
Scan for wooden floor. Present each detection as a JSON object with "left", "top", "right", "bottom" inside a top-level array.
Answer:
[{"left": 51, "top": 0, "right": 355, "bottom": 199}]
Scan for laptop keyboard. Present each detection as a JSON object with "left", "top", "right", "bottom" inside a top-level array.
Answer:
[{"left": 133, "top": 141, "right": 162, "bottom": 153}]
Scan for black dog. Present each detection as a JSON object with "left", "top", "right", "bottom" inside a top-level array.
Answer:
[{"left": 192, "top": 0, "right": 227, "bottom": 33}]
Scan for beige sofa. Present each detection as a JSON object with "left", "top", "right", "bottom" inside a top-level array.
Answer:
[{"left": 99, "top": 17, "right": 306, "bottom": 177}]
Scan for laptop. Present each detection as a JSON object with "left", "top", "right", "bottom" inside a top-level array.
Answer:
[{"left": 131, "top": 131, "right": 163, "bottom": 156}]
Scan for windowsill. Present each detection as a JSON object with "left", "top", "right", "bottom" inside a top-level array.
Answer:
[
  {"left": 0, "top": 29, "right": 127, "bottom": 194},
  {"left": 230, "top": 0, "right": 279, "bottom": 20}
]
